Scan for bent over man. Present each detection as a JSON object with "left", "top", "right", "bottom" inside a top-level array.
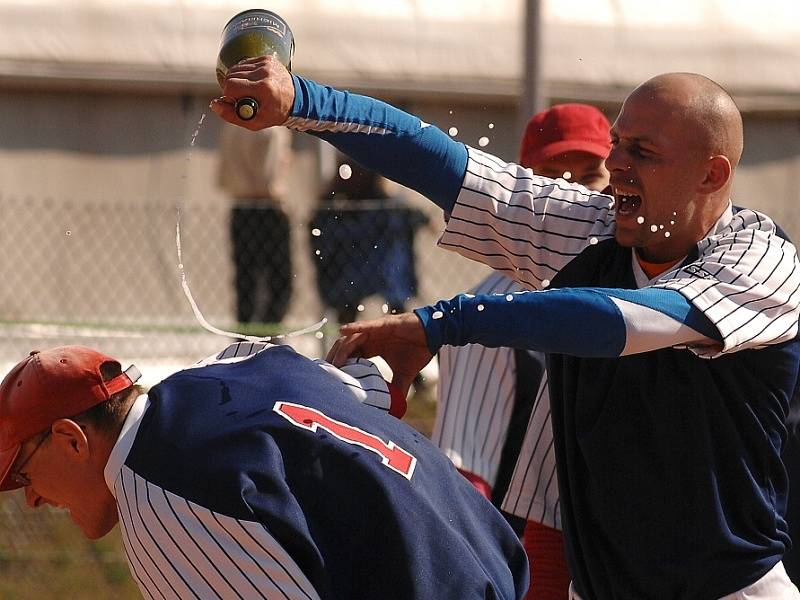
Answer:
[{"left": 0, "top": 343, "right": 528, "bottom": 599}]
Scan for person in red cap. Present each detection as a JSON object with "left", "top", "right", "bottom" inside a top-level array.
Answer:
[
  {"left": 433, "top": 103, "right": 610, "bottom": 600},
  {"left": 0, "top": 342, "right": 529, "bottom": 599}
]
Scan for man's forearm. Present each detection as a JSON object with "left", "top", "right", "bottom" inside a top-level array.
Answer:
[
  {"left": 415, "top": 287, "right": 721, "bottom": 357},
  {"left": 286, "top": 75, "right": 468, "bottom": 213}
]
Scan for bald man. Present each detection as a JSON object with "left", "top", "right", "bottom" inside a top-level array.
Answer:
[{"left": 213, "top": 64, "right": 800, "bottom": 598}]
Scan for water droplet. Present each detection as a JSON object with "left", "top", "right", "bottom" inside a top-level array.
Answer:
[
  {"left": 505, "top": 294, "right": 514, "bottom": 301},
  {"left": 659, "top": 224, "right": 664, "bottom": 229},
  {"left": 488, "top": 123, "right": 494, "bottom": 129},
  {"left": 315, "top": 331, "right": 324, "bottom": 339},
  {"left": 478, "top": 136, "right": 490, "bottom": 147},
  {"left": 432, "top": 310, "right": 444, "bottom": 319},
  {"left": 448, "top": 109, "right": 453, "bottom": 115},
  {"left": 315, "top": 249, "right": 321, "bottom": 256},
  {"left": 650, "top": 225, "right": 658, "bottom": 232},
  {"left": 178, "top": 263, "right": 184, "bottom": 269},
  {"left": 477, "top": 304, "right": 485, "bottom": 312},
  {"left": 373, "top": 245, "right": 378, "bottom": 249},
  {"left": 637, "top": 216, "right": 645, "bottom": 224},
  {"left": 669, "top": 220, "right": 675, "bottom": 225},
  {"left": 664, "top": 231, "right": 671, "bottom": 238},
  {"left": 589, "top": 237, "right": 598, "bottom": 245},
  {"left": 357, "top": 304, "right": 365, "bottom": 312},
  {"left": 338, "top": 164, "right": 352, "bottom": 180},
  {"left": 381, "top": 304, "right": 389, "bottom": 314},
  {"left": 448, "top": 127, "right": 459, "bottom": 136},
  {"left": 562, "top": 170, "right": 572, "bottom": 180},
  {"left": 542, "top": 279, "right": 551, "bottom": 288},
  {"left": 311, "top": 228, "right": 322, "bottom": 237},
  {"left": 673, "top": 211, "right": 677, "bottom": 216},
  {"left": 65, "top": 230, "right": 72, "bottom": 236}
]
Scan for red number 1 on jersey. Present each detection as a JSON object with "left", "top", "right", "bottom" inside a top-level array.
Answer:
[{"left": 274, "top": 402, "right": 418, "bottom": 480}]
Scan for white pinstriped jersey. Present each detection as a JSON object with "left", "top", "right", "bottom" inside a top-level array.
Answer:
[
  {"left": 440, "top": 147, "right": 800, "bottom": 353},
  {"left": 432, "top": 274, "right": 523, "bottom": 482}
]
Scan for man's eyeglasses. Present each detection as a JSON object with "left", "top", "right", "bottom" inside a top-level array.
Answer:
[{"left": 9, "top": 430, "right": 51, "bottom": 487}]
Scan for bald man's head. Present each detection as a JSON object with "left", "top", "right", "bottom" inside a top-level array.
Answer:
[
  {"left": 606, "top": 73, "right": 744, "bottom": 262},
  {"left": 629, "top": 73, "right": 743, "bottom": 170}
]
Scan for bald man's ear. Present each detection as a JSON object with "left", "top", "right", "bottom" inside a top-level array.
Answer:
[{"left": 698, "top": 155, "right": 732, "bottom": 195}]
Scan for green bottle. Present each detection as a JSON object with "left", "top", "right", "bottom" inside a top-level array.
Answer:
[{"left": 216, "top": 9, "right": 295, "bottom": 120}]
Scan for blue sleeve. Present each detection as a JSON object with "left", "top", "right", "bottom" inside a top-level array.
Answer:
[
  {"left": 289, "top": 75, "right": 468, "bottom": 213},
  {"left": 415, "top": 287, "right": 721, "bottom": 357}
]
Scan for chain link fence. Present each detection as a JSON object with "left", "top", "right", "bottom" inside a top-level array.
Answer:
[{"left": 0, "top": 185, "right": 488, "bottom": 597}]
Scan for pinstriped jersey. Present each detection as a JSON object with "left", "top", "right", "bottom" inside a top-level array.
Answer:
[
  {"left": 434, "top": 272, "right": 522, "bottom": 487},
  {"left": 434, "top": 272, "right": 560, "bottom": 530},
  {"left": 437, "top": 147, "right": 800, "bottom": 598},
  {"left": 103, "top": 342, "right": 528, "bottom": 600}
]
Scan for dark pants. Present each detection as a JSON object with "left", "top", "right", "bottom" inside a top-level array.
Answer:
[{"left": 231, "top": 205, "right": 291, "bottom": 324}]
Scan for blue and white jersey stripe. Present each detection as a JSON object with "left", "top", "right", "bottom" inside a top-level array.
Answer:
[{"left": 114, "top": 465, "right": 320, "bottom": 600}]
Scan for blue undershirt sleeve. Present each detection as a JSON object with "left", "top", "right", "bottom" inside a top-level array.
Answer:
[
  {"left": 414, "top": 287, "right": 721, "bottom": 357},
  {"left": 289, "top": 75, "right": 468, "bottom": 213}
]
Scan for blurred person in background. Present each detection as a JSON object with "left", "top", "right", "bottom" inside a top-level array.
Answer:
[
  {"left": 0, "top": 343, "right": 528, "bottom": 599},
  {"left": 218, "top": 125, "right": 293, "bottom": 326},
  {"left": 309, "top": 157, "right": 427, "bottom": 325},
  {"left": 433, "top": 103, "right": 611, "bottom": 600}
]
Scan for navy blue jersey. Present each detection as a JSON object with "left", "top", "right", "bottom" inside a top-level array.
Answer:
[
  {"left": 115, "top": 345, "right": 528, "bottom": 599},
  {"left": 546, "top": 238, "right": 799, "bottom": 598}
]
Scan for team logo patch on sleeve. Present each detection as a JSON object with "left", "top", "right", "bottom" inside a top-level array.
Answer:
[{"left": 273, "top": 402, "right": 417, "bottom": 479}]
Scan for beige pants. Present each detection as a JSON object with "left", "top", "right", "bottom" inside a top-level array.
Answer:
[{"left": 568, "top": 561, "right": 800, "bottom": 600}]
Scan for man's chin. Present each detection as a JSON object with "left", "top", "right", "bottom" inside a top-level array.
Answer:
[
  {"left": 614, "top": 229, "right": 639, "bottom": 248},
  {"left": 76, "top": 514, "right": 118, "bottom": 540}
]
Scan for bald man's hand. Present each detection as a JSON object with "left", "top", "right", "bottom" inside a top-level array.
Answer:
[
  {"left": 326, "top": 313, "right": 434, "bottom": 399},
  {"left": 210, "top": 55, "right": 295, "bottom": 131}
]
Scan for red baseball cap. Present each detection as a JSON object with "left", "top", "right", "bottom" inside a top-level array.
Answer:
[
  {"left": 519, "top": 103, "right": 612, "bottom": 168},
  {"left": 0, "top": 346, "right": 140, "bottom": 491}
]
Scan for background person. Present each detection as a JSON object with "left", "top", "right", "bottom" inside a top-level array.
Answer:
[
  {"left": 310, "top": 157, "right": 427, "bottom": 325},
  {"left": 0, "top": 343, "right": 528, "bottom": 599},
  {"left": 217, "top": 124, "right": 293, "bottom": 325},
  {"left": 211, "top": 59, "right": 800, "bottom": 597},
  {"left": 434, "top": 104, "right": 611, "bottom": 600}
]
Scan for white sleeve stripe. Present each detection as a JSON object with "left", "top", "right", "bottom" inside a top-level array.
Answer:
[
  {"left": 450, "top": 209, "right": 602, "bottom": 250},
  {"left": 143, "top": 483, "right": 220, "bottom": 596},
  {"left": 458, "top": 187, "right": 611, "bottom": 229},
  {"left": 116, "top": 495, "right": 164, "bottom": 600},
  {"left": 459, "top": 347, "right": 503, "bottom": 466},
  {"left": 732, "top": 298, "right": 800, "bottom": 350},
  {"left": 235, "top": 521, "right": 319, "bottom": 600},
  {"left": 119, "top": 475, "right": 184, "bottom": 598},
  {"left": 117, "top": 467, "right": 321, "bottom": 600},
  {"left": 469, "top": 151, "right": 606, "bottom": 203},
  {"left": 501, "top": 374, "right": 560, "bottom": 528},
  {"left": 462, "top": 352, "right": 510, "bottom": 472},
  {"left": 284, "top": 115, "right": 390, "bottom": 135},
  {"left": 442, "top": 225, "right": 566, "bottom": 270},
  {"left": 475, "top": 366, "right": 516, "bottom": 462},
  {"left": 183, "top": 501, "right": 265, "bottom": 596},
  {"left": 464, "top": 172, "right": 608, "bottom": 214},
  {"left": 210, "top": 513, "right": 300, "bottom": 600},
  {"left": 438, "top": 240, "right": 546, "bottom": 286},
  {"left": 159, "top": 487, "right": 242, "bottom": 596},
  {"left": 134, "top": 477, "right": 202, "bottom": 599},
  {"left": 711, "top": 264, "right": 799, "bottom": 340}
]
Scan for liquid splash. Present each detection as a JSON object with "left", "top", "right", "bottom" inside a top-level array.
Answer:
[{"left": 176, "top": 111, "right": 326, "bottom": 342}]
